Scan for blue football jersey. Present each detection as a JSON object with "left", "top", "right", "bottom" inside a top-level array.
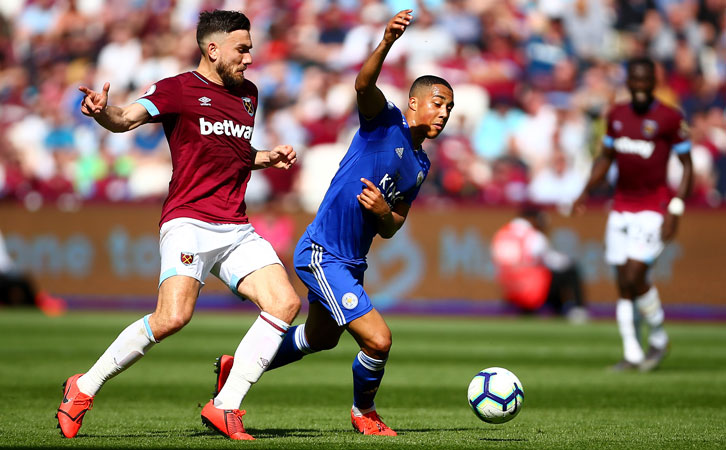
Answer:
[{"left": 306, "top": 102, "right": 431, "bottom": 263}]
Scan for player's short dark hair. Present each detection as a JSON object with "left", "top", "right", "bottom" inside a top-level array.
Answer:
[
  {"left": 627, "top": 57, "right": 655, "bottom": 75},
  {"left": 409, "top": 75, "right": 453, "bottom": 98},
  {"left": 196, "top": 10, "right": 251, "bottom": 54}
]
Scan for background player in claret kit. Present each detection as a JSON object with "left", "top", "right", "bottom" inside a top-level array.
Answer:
[
  {"left": 214, "top": 9, "right": 453, "bottom": 436},
  {"left": 56, "top": 10, "right": 301, "bottom": 441},
  {"left": 573, "top": 57, "right": 693, "bottom": 372}
]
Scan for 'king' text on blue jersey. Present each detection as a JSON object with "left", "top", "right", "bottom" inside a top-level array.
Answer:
[{"left": 305, "top": 102, "right": 431, "bottom": 262}]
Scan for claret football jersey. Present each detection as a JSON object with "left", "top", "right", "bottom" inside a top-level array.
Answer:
[
  {"left": 603, "top": 101, "right": 691, "bottom": 213},
  {"left": 135, "top": 71, "right": 259, "bottom": 226},
  {"left": 306, "top": 102, "right": 431, "bottom": 262}
]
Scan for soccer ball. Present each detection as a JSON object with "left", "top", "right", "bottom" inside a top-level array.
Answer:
[{"left": 467, "top": 367, "right": 524, "bottom": 424}]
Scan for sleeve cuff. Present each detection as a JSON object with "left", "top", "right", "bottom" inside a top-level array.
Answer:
[{"left": 135, "top": 98, "right": 160, "bottom": 117}]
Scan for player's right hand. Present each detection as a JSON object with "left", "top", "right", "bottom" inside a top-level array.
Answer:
[
  {"left": 78, "top": 82, "right": 110, "bottom": 117},
  {"left": 357, "top": 178, "right": 391, "bottom": 218},
  {"left": 571, "top": 192, "right": 588, "bottom": 216},
  {"left": 383, "top": 9, "right": 412, "bottom": 44}
]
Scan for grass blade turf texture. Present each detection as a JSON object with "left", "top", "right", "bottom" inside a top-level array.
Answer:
[{"left": 0, "top": 310, "right": 724, "bottom": 449}]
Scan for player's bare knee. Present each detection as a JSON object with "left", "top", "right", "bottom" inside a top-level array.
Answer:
[
  {"left": 363, "top": 334, "right": 392, "bottom": 358},
  {"left": 154, "top": 313, "right": 191, "bottom": 339},
  {"left": 262, "top": 293, "right": 300, "bottom": 324}
]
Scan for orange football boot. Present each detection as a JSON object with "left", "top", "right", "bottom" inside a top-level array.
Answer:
[
  {"left": 351, "top": 408, "right": 397, "bottom": 436},
  {"left": 201, "top": 400, "right": 254, "bottom": 440},
  {"left": 56, "top": 373, "right": 94, "bottom": 438}
]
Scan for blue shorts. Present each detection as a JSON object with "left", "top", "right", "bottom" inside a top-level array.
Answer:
[{"left": 294, "top": 233, "right": 372, "bottom": 326}]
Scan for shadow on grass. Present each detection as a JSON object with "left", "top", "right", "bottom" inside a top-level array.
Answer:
[
  {"left": 244, "top": 428, "right": 326, "bottom": 438},
  {"left": 70, "top": 427, "right": 323, "bottom": 439},
  {"left": 478, "top": 437, "right": 528, "bottom": 442},
  {"left": 394, "top": 427, "right": 528, "bottom": 442}
]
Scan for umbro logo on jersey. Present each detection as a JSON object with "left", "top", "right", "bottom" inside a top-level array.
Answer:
[
  {"left": 395, "top": 147, "right": 404, "bottom": 159},
  {"left": 198, "top": 96, "right": 212, "bottom": 106},
  {"left": 199, "top": 117, "right": 253, "bottom": 139}
]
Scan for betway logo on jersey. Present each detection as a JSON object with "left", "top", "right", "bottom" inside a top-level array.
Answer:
[
  {"left": 613, "top": 136, "right": 655, "bottom": 158},
  {"left": 199, "top": 117, "right": 253, "bottom": 139}
]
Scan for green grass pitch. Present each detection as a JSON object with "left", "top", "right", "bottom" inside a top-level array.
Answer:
[{"left": 0, "top": 310, "right": 724, "bottom": 449}]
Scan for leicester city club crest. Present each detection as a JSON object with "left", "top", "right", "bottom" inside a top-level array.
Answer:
[
  {"left": 642, "top": 119, "right": 658, "bottom": 138},
  {"left": 180, "top": 252, "right": 194, "bottom": 266},
  {"left": 241, "top": 97, "right": 255, "bottom": 116},
  {"left": 342, "top": 292, "right": 359, "bottom": 310}
]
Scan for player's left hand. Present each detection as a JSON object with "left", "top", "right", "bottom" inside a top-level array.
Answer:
[
  {"left": 268, "top": 145, "right": 297, "bottom": 169},
  {"left": 383, "top": 9, "right": 413, "bottom": 44},
  {"left": 357, "top": 178, "right": 391, "bottom": 217},
  {"left": 661, "top": 213, "right": 679, "bottom": 242}
]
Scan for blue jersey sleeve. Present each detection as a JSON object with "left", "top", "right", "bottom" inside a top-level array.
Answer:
[{"left": 358, "top": 101, "right": 402, "bottom": 140}]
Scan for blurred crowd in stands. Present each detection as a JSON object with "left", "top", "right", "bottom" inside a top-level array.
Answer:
[{"left": 1, "top": 0, "right": 725, "bottom": 214}]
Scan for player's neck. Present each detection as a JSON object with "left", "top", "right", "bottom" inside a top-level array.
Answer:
[
  {"left": 404, "top": 111, "right": 425, "bottom": 149},
  {"left": 630, "top": 98, "right": 657, "bottom": 115},
  {"left": 196, "top": 60, "right": 224, "bottom": 86}
]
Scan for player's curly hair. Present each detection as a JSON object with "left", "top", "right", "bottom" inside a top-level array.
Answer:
[
  {"left": 196, "top": 10, "right": 251, "bottom": 55},
  {"left": 408, "top": 75, "right": 453, "bottom": 98}
]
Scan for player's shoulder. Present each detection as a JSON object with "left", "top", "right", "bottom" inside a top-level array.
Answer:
[
  {"left": 654, "top": 100, "right": 686, "bottom": 121},
  {"left": 606, "top": 102, "right": 630, "bottom": 118},
  {"left": 241, "top": 78, "right": 258, "bottom": 93},
  {"left": 144, "top": 72, "right": 189, "bottom": 93}
]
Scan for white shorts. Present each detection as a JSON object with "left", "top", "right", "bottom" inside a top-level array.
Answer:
[
  {"left": 158, "top": 218, "right": 282, "bottom": 295},
  {"left": 605, "top": 210, "right": 664, "bottom": 266}
]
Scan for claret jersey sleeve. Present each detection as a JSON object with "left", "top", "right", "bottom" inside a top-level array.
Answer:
[
  {"left": 134, "top": 77, "right": 183, "bottom": 121},
  {"left": 669, "top": 110, "right": 692, "bottom": 154}
]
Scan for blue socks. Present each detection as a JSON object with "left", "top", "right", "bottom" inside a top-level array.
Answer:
[
  {"left": 268, "top": 324, "right": 314, "bottom": 370},
  {"left": 352, "top": 351, "right": 387, "bottom": 409},
  {"left": 268, "top": 326, "right": 389, "bottom": 410}
]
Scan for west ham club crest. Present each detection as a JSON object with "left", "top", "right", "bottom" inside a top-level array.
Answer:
[
  {"left": 642, "top": 119, "right": 658, "bottom": 138},
  {"left": 241, "top": 97, "right": 255, "bottom": 116},
  {"left": 180, "top": 252, "right": 194, "bottom": 265}
]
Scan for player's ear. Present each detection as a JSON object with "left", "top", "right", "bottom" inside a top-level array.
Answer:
[
  {"left": 408, "top": 96, "right": 418, "bottom": 112},
  {"left": 207, "top": 42, "right": 219, "bottom": 62}
]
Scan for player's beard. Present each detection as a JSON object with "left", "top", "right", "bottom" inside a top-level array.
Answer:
[
  {"left": 631, "top": 90, "right": 654, "bottom": 114},
  {"left": 216, "top": 59, "right": 245, "bottom": 90}
]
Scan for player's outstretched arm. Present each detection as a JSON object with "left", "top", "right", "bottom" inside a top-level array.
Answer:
[
  {"left": 78, "top": 83, "right": 150, "bottom": 133},
  {"left": 357, "top": 178, "right": 409, "bottom": 238},
  {"left": 355, "top": 9, "right": 412, "bottom": 119},
  {"left": 251, "top": 145, "right": 297, "bottom": 170},
  {"left": 572, "top": 145, "right": 615, "bottom": 215}
]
